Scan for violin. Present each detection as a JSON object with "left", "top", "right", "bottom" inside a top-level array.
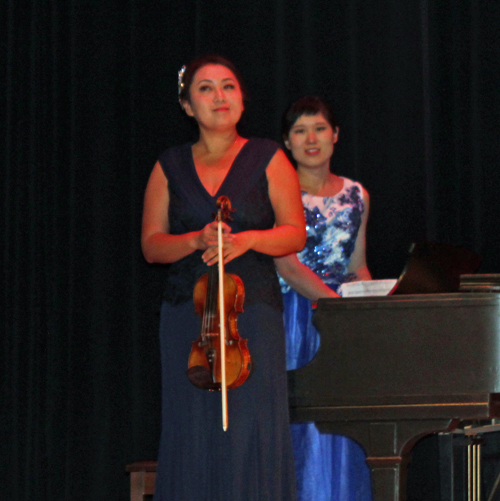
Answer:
[{"left": 186, "top": 196, "right": 252, "bottom": 430}]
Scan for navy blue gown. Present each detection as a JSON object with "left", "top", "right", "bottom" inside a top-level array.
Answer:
[
  {"left": 153, "top": 139, "right": 296, "bottom": 501},
  {"left": 280, "top": 178, "right": 373, "bottom": 500}
]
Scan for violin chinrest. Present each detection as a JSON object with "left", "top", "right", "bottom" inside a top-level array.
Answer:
[{"left": 186, "top": 365, "right": 221, "bottom": 391}]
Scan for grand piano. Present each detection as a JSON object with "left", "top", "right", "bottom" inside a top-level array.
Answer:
[{"left": 287, "top": 245, "right": 500, "bottom": 501}]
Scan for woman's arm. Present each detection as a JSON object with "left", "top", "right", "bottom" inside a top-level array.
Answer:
[
  {"left": 203, "top": 149, "right": 307, "bottom": 265},
  {"left": 274, "top": 254, "right": 340, "bottom": 301},
  {"left": 141, "top": 161, "right": 227, "bottom": 264},
  {"left": 346, "top": 187, "right": 372, "bottom": 281}
]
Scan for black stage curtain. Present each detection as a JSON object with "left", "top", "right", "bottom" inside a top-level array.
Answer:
[{"left": 2, "top": 0, "right": 499, "bottom": 499}]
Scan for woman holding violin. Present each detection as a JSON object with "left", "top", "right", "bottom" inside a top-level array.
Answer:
[{"left": 141, "top": 54, "right": 306, "bottom": 501}]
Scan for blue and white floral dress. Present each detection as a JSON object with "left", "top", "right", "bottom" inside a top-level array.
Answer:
[{"left": 280, "top": 177, "right": 373, "bottom": 501}]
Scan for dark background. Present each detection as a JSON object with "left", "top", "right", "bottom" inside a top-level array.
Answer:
[{"left": 2, "top": 0, "right": 499, "bottom": 499}]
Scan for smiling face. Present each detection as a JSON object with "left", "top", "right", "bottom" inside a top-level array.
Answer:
[
  {"left": 181, "top": 64, "right": 244, "bottom": 132},
  {"left": 284, "top": 113, "right": 339, "bottom": 171}
]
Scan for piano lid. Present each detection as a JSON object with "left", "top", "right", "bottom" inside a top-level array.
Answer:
[{"left": 391, "top": 242, "right": 482, "bottom": 295}]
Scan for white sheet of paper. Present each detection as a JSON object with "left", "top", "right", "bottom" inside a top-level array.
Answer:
[{"left": 338, "top": 279, "right": 398, "bottom": 297}]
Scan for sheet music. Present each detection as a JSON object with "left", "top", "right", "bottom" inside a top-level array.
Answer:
[{"left": 339, "top": 279, "right": 398, "bottom": 297}]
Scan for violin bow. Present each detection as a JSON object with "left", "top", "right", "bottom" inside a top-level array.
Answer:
[{"left": 217, "top": 201, "right": 229, "bottom": 431}]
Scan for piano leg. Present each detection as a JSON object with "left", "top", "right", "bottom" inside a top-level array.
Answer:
[
  {"left": 365, "top": 456, "right": 408, "bottom": 501},
  {"left": 317, "top": 418, "right": 457, "bottom": 501}
]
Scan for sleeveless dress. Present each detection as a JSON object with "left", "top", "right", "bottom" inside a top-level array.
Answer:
[
  {"left": 279, "top": 178, "right": 373, "bottom": 501},
  {"left": 153, "top": 138, "right": 296, "bottom": 501}
]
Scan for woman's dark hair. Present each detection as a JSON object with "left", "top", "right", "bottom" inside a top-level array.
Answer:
[
  {"left": 281, "top": 96, "right": 338, "bottom": 139},
  {"left": 178, "top": 54, "right": 248, "bottom": 103}
]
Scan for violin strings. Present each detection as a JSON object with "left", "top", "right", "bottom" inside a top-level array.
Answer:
[{"left": 203, "top": 265, "right": 218, "bottom": 340}]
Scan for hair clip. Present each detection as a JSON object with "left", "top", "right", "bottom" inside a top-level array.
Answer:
[{"left": 177, "top": 65, "right": 186, "bottom": 97}]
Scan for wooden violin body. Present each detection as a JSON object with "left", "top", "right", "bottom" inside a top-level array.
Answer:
[
  {"left": 186, "top": 196, "right": 252, "bottom": 394},
  {"left": 188, "top": 269, "right": 251, "bottom": 390}
]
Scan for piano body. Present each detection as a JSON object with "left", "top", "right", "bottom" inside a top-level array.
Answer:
[{"left": 287, "top": 292, "right": 500, "bottom": 500}]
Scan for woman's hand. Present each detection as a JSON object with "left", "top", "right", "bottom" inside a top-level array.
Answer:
[
  {"left": 195, "top": 221, "right": 232, "bottom": 252},
  {"left": 202, "top": 230, "right": 249, "bottom": 266},
  {"left": 274, "top": 253, "right": 340, "bottom": 301}
]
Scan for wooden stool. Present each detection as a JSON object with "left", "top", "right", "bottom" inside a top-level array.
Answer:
[{"left": 126, "top": 461, "right": 157, "bottom": 501}]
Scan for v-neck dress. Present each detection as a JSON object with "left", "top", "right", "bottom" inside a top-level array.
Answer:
[{"left": 153, "top": 138, "right": 297, "bottom": 501}]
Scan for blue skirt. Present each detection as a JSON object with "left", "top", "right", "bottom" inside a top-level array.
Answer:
[
  {"left": 154, "top": 300, "right": 296, "bottom": 501},
  {"left": 283, "top": 290, "right": 373, "bottom": 501}
]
